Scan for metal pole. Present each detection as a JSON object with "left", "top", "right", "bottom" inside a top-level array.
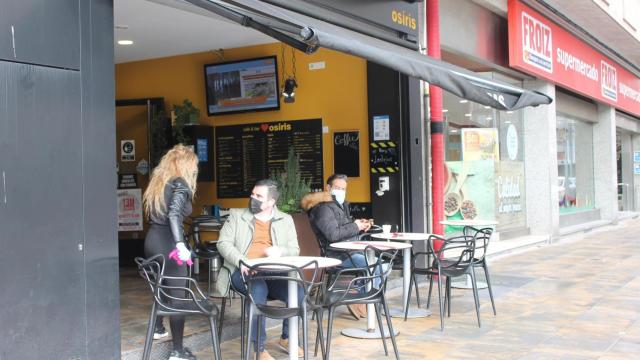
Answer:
[{"left": 427, "top": 0, "right": 444, "bottom": 238}]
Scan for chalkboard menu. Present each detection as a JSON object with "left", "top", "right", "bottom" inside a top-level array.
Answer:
[
  {"left": 333, "top": 131, "right": 360, "bottom": 176},
  {"left": 216, "top": 119, "right": 323, "bottom": 198}
]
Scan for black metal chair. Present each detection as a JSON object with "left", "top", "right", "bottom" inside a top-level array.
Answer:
[
  {"left": 427, "top": 233, "right": 481, "bottom": 331},
  {"left": 321, "top": 246, "right": 401, "bottom": 360},
  {"left": 463, "top": 226, "right": 497, "bottom": 316},
  {"left": 218, "top": 272, "right": 249, "bottom": 358},
  {"left": 239, "top": 259, "right": 322, "bottom": 360},
  {"left": 135, "top": 254, "right": 222, "bottom": 360}
]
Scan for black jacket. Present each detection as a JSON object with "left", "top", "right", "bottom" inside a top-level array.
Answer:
[
  {"left": 302, "top": 191, "right": 359, "bottom": 260},
  {"left": 149, "top": 177, "right": 193, "bottom": 244}
]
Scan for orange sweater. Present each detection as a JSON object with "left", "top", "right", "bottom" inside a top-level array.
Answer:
[{"left": 247, "top": 219, "right": 272, "bottom": 259}]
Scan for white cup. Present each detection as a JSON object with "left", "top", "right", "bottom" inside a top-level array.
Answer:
[{"left": 382, "top": 224, "right": 391, "bottom": 234}]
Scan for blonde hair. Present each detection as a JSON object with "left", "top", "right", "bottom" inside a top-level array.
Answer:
[{"left": 143, "top": 144, "right": 198, "bottom": 219}]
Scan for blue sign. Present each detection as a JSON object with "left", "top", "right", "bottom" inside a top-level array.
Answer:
[
  {"left": 634, "top": 151, "right": 640, "bottom": 163},
  {"left": 197, "top": 139, "right": 208, "bottom": 162}
]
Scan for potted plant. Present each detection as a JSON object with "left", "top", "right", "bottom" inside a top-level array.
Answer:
[
  {"left": 270, "top": 149, "right": 320, "bottom": 259},
  {"left": 172, "top": 99, "right": 200, "bottom": 144}
]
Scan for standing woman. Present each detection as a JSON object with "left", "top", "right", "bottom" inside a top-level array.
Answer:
[{"left": 143, "top": 144, "right": 198, "bottom": 360}]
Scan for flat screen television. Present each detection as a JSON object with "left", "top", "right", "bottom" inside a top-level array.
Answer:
[{"left": 204, "top": 56, "right": 280, "bottom": 116}]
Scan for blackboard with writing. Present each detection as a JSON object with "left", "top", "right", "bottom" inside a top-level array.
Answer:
[
  {"left": 333, "top": 131, "right": 360, "bottom": 177},
  {"left": 216, "top": 119, "right": 323, "bottom": 198}
]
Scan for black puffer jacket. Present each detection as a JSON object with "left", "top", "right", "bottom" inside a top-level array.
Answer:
[
  {"left": 149, "top": 177, "right": 193, "bottom": 244},
  {"left": 302, "top": 191, "right": 359, "bottom": 260}
]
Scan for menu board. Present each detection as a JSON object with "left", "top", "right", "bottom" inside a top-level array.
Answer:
[
  {"left": 216, "top": 119, "right": 323, "bottom": 198},
  {"left": 333, "top": 131, "right": 360, "bottom": 177}
]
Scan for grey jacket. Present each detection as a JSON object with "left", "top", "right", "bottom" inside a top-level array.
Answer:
[{"left": 215, "top": 207, "right": 299, "bottom": 297}]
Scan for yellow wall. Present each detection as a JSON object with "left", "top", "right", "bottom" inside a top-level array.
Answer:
[{"left": 115, "top": 42, "right": 370, "bottom": 212}]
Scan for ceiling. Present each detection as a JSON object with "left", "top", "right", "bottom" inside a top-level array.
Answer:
[{"left": 114, "top": 0, "right": 274, "bottom": 64}]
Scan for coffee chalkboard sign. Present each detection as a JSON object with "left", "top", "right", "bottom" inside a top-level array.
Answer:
[
  {"left": 333, "top": 131, "right": 359, "bottom": 177},
  {"left": 215, "top": 119, "right": 323, "bottom": 198}
]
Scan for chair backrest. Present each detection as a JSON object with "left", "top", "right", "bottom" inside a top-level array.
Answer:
[
  {"left": 135, "top": 254, "right": 210, "bottom": 315},
  {"left": 239, "top": 260, "right": 319, "bottom": 312},
  {"left": 325, "top": 245, "right": 399, "bottom": 303},
  {"left": 428, "top": 234, "right": 476, "bottom": 273},
  {"left": 462, "top": 226, "right": 493, "bottom": 262}
]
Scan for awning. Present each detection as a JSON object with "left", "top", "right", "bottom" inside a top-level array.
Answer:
[{"left": 185, "top": 0, "right": 553, "bottom": 110}]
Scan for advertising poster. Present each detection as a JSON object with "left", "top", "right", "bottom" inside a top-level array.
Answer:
[
  {"left": 117, "top": 188, "right": 143, "bottom": 231},
  {"left": 495, "top": 162, "right": 526, "bottom": 230},
  {"left": 444, "top": 160, "right": 495, "bottom": 234},
  {"left": 461, "top": 128, "right": 499, "bottom": 161},
  {"left": 373, "top": 115, "right": 390, "bottom": 141}
]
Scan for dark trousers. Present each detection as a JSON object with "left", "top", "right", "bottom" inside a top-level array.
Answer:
[{"left": 231, "top": 269, "right": 304, "bottom": 351}]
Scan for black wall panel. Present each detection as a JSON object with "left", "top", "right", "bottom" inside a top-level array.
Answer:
[
  {"left": 0, "top": 0, "right": 80, "bottom": 69},
  {"left": 0, "top": 0, "right": 118, "bottom": 358}
]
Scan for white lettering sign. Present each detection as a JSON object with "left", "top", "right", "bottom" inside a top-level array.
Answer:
[
  {"left": 601, "top": 60, "right": 618, "bottom": 102},
  {"left": 521, "top": 11, "right": 553, "bottom": 73}
]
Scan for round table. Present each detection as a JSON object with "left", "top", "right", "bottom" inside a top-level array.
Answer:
[
  {"left": 330, "top": 241, "right": 412, "bottom": 339},
  {"left": 370, "top": 233, "right": 434, "bottom": 319},
  {"left": 244, "top": 256, "right": 341, "bottom": 360},
  {"left": 440, "top": 220, "right": 498, "bottom": 289}
]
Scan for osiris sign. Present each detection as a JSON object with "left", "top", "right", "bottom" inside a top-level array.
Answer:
[
  {"left": 391, "top": 10, "right": 417, "bottom": 30},
  {"left": 521, "top": 11, "right": 553, "bottom": 73}
]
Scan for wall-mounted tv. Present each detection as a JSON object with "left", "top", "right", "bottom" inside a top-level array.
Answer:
[{"left": 204, "top": 56, "right": 280, "bottom": 116}]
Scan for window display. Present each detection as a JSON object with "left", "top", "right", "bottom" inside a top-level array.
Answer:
[
  {"left": 443, "top": 73, "right": 527, "bottom": 233},
  {"left": 556, "top": 114, "right": 595, "bottom": 213}
]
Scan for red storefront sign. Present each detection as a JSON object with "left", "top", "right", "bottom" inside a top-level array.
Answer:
[{"left": 508, "top": 0, "right": 640, "bottom": 117}]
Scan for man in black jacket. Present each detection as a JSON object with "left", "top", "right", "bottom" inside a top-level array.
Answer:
[{"left": 301, "top": 173, "right": 371, "bottom": 318}]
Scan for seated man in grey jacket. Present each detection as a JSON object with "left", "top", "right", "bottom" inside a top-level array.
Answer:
[
  {"left": 216, "top": 179, "right": 302, "bottom": 360},
  {"left": 302, "top": 173, "right": 372, "bottom": 318}
]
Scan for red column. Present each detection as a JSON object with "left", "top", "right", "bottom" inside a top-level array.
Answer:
[{"left": 427, "top": 0, "right": 445, "bottom": 237}]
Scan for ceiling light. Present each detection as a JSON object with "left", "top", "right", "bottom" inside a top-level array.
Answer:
[
  {"left": 464, "top": 113, "right": 472, "bottom": 117},
  {"left": 450, "top": 129, "right": 459, "bottom": 133},
  {"left": 505, "top": 121, "right": 512, "bottom": 124},
  {"left": 459, "top": 100, "right": 468, "bottom": 103},
  {"left": 486, "top": 116, "right": 492, "bottom": 120},
  {"left": 507, "top": 111, "right": 514, "bottom": 114},
  {"left": 118, "top": 40, "right": 134, "bottom": 45},
  {"left": 442, "top": 109, "right": 449, "bottom": 113},
  {"left": 484, "top": 106, "right": 490, "bottom": 109}
]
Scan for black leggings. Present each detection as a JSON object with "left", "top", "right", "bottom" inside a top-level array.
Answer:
[{"left": 144, "top": 224, "right": 189, "bottom": 351}]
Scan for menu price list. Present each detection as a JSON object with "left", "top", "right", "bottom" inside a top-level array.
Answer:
[{"left": 216, "top": 119, "right": 323, "bottom": 198}]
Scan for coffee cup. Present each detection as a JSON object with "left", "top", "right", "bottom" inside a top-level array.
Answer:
[{"left": 382, "top": 224, "right": 391, "bottom": 234}]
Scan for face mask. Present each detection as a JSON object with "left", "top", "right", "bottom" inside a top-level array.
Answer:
[
  {"left": 330, "top": 189, "right": 346, "bottom": 205},
  {"left": 249, "top": 197, "right": 263, "bottom": 214}
]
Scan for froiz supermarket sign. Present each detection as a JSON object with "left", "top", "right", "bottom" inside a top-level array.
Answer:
[{"left": 508, "top": 0, "right": 640, "bottom": 117}]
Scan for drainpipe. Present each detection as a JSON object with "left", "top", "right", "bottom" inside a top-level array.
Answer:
[{"left": 427, "top": 0, "right": 444, "bottom": 237}]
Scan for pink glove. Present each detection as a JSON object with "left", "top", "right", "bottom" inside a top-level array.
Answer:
[{"left": 168, "top": 249, "right": 193, "bottom": 266}]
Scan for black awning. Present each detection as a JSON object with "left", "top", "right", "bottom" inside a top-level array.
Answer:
[{"left": 185, "top": 0, "right": 553, "bottom": 110}]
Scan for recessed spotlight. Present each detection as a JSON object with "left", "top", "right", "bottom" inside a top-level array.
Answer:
[
  {"left": 118, "top": 40, "right": 134, "bottom": 45},
  {"left": 464, "top": 113, "right": 472, "bottom": 117},
  {"left": 442, "top": 109, "right": 449, "bottom": 113},
  {"left": 459, "top": 100, "right": 468, "bottom": 103}
]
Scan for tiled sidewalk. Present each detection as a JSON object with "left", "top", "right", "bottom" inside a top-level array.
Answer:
[{"left": 192, "top": 220, "right": 640, "bottom": 359}]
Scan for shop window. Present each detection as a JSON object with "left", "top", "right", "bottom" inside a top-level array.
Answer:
[
  {"left": 556, "top": 114, "right": 596, "bottom": 214},
  {"left": 442, "top": 73, "right": 527, "bottom": 233}
]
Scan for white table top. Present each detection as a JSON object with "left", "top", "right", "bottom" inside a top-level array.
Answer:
[
  {"left": 244, "top": 256, "right": 341, "bottom": 269},
  {"left": 440, "top": 219, "right": 498, "bottom": 227},
  {"left": 370, "top": 232, "right": 434, "bottom": 241},
  {"left": 330, "top": 240, "right": 412, "bottom": 251}
]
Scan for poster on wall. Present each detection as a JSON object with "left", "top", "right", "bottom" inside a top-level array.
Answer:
[
  {"left": 461, "top": 128, "right": 499, "bottom": 161},
  {"left": 333, "top": 131, "right": 360, "bottom": 176},
  {"left": 495, "top": 162, "right": 526, "bottom": 230},
  {"left": 444, "top": 160, "right": 496, "bottom": 233},
  {"left": 117, "top": 188, "right": 143, "bottom": 231},
  {"left": 121, "top": 140, "right": 135, "bottom": 162},
  {"left": 373, "top": 115, "right": 390, "bottom": 141}
]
